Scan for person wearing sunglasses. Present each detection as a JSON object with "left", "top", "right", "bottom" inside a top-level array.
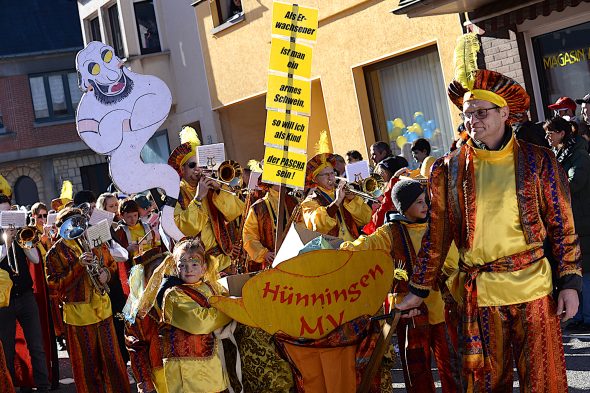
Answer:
[
  {"left": 168, "top": 126, "right": 245, "bottom": 274},
  {"left": 396, "top": 37, "right": 581, "bottom": 393},
  {"left": 548, "top": 96, "right": 590, "bottom": 138}
]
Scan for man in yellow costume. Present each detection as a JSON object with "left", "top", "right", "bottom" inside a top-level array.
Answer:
[
  {"left": 397, "top": 34, "right": 582, "bottom": 392},
  {"left": 168, "top": 127, "right": 244, "bottom": 273},
  {"left": 301, "top": 152, "right": 372, "bottom": 241}
]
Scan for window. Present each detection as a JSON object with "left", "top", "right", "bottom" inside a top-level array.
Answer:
[
  {"left": 89, "top": 16, "right": 102, "bottom": 42},
  {"left": 14, "top": 176, "right": 39, "bottom": 207},
  {"left": 141, "top": 130, "right": 170, "bottom": 163},
  {"left": 29, "top": 71, "right": 82, "bottom": 122},
  {"left": 134, "top": 1, "right": 161, "bottom": 55},
  {"left": 532, "top": 21, "right": 590, "bottom": 119},
  {"left": 210, "top": 0, "right": 243, "bottom": 28},
  {"left": 81, "top": 163, "right": 111, "bottom": 195},
  {"left": 108, "top": 4, "right": 125, "bottom": 57},
  {"left": 365, "top": 46, "right": 453, "bottom": 162},
  {"left": 0, "top": 107, "right": 4, "bottom": 131}
]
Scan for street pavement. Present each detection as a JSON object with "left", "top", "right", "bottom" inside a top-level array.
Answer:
[{"left": 20, "top": 331, "right": 590, "bottom": 392}]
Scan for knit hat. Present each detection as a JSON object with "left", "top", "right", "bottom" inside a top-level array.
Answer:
[{"left": 391, "top": 179, "right": 424, "bottom": 214}]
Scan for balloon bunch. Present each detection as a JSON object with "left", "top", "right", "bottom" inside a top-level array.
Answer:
[{"left": 386, "top": 112, "right": 441, "bottom": 149}]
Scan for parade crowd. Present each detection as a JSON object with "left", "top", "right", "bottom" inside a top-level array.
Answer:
[{"left": 1, "top": 43, "right": 589, "bottom": 393}]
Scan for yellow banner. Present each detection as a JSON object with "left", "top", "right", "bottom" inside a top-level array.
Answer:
[
  {"left": 261, "top": 146, "right": 307, "bottom": 189},
  {"left": 266, "top": 74, "right": 311, "bottom": 115},
  {"left": 269, "top": 37, "right": 313, "bottom": 79},
  {"left": 272, "top": 2, "right": 318, "bottom": 43},
  {"left": 264, "top": 110, "right": 309, "bottom": 151},
  {"left": 210, "top": 249, "right": 394, "bottom": 339}
]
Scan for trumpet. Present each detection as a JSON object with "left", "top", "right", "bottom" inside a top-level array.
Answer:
[
  {"left": 59, "top": 214, "right": 110, "bottom": 295},
  {"left": 335, "top": 174, "right": 385, "bottom": 203},
  {"left": 202, "top": 160, "right": 243, "bottom": 195},
  {"left": 16, "top": 226, "right": 42, "bottom": 249}
]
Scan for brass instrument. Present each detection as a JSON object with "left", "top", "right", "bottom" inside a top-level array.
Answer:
[
  {"left": 335, "top": 174, "right": 386, "bottom": 203},
  {"left": 203, "top": 160, "right": 243, "bottom": 196},
  {"left": 1, "top": 228, "right": 19, "bottom": 276},
  {"left": 16, "top": 226, "right": 41, "bottom": 249},
  {"left": 59, "top": 214, "right": 110, "bottom": 295}
]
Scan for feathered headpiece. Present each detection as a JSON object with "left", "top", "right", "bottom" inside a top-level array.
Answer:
[
  {"left": 448, "top": 33, "right": 529, "bottom": 124},
  {"left": 314, "top": 130, "right": 331, "bottom": 155},
  {"left": 0, "top": 174, "right": 12, "bottom": 198},
  {"left": 168, "top": 126, "right": 202, "bottom": 175},
  {"left": 51, "top": 180, "right": 74, "bottom": 211},
  {"left": 247, "top": 159, "right": 263, "bottom": 173}
]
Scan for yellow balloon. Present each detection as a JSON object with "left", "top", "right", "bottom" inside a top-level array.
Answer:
[
  {"left": 413, "top": 111, "right": 424, "bottom": 119},
  {"left": 396, "top": 135, "right": 408, "bottom": 149},
  {"left": 390, "top": 126, "right": 403, "bottom": 138},
  {"left": 413, "top": 123, "right": 423, "bottom": 136},
  {"left": 393, "top": 117, "right": 405, "bottom": 129}
]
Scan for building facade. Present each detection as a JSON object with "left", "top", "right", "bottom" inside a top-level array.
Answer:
[
  {"left": 192, "top": 0, "right": 464, "bottom": 165},
  {"left": 0, "top": 0, "right": 100, "bottom": 206}
]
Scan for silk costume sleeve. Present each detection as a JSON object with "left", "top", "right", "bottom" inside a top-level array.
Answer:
[
  {"left": 540, "top": 151, "right": 582, "bottom": 282},
  {"left": 162, "top": 288, "right": 231, "bottom": 335},
  {"left": 343, "top": 196, "right": 372, "bottom": 226},
  {"left": 242, "top": 208, "right": 269, "bottom": 263},
  {"left": 97, "top": 244, "right": 118, "bottom": 277},
  {"left": 211, "top": 189, "right": 245, "bottom": 222},
  {"left": 0, "top": 269, "right": 12, "bottom": 307},
  {"left": 301, "top": 198, "right": 338, "bottom": 233},
  {"left": 340, "top": 224, "right": 393, "bottom": 251},
  {"left": 410, "top": 159, "right": 453, "bottom": 297},
  {"left": 173, "top": 200, "right": 211, "bottom": 237},
  {"left": 45, "top": 244, "right": 87, "bottom": 298}
]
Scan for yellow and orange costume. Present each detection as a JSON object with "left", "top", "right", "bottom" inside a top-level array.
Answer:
[
  {"left": 45, "top": 240, "right": 129, "bottom": 393},
  {"left": 0, "top": 269, "right": 15, "bottom": 393}
]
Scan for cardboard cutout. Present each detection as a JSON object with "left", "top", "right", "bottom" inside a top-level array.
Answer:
[
  {"left": 210, "top": 249, "right": 393, "bottom": 339},
  {"left": 75, "top": 41, "right": 183, "bottom": 240}
]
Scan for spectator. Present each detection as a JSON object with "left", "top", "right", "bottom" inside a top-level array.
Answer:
[
  {"left": 575, "top": 93, "right": 590, "bottom": 125},
  {"left": 370, "top": 141, "right": 408, "bottom": 173},
  {"left": 545, "top": 116, "right": 590, "bottom": 333},
  {"left": 410, "top": 138, "right": 436, "bottom": 178},
  {"left": 346, "top": 150, "right": 363, "bottom": 164},
  {"left": 333, "top": 154, "right": 346, "bottom": 176},
  {"left": 547, "top": 96, "right": 589, "bottom": 137}
]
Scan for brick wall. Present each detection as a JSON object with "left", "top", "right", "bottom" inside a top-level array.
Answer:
[
  {"left": 0, "top": 74, "right": 80, "bottom": 153},
  {"left": 52, "top": 152, "right": 107, "bottom": 194},
  {"left": 0, "top": 161, "right": 46, "bottom": 203},
  {"left": 481, "top": 30, "right": 526, "bottom": 87}
]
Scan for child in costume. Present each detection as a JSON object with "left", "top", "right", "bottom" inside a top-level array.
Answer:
[
  {"left": 157, "top": 238, "right": 232, "bottom": 393},
  {"left": 341, "top": 179, "right": 459, "bottom": 393}
]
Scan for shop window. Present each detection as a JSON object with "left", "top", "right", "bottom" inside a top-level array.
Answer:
[
  {"left": 141, "top": 130, "right": 170, "bottom": 163},
  {"left": 532, "top": 21, "right": 590, "bottom": 119},
  {"left": 81, "top": 162, "right": 111, "bottom": 195},
  {"left": 29, "top": 71, "right": 82, "bottom": 122},
  {"left": 108, "top": 4, "right": 125, "bottom": 57},
  {"left": 89, "top": 16, "right": 102, "bottom": 42},
  {"left": 365, "top": 45, "right": 453, "bottom": 162},
  {"left": 14, "top": 176, "right": 39, "bottom": 207},
  {"left": 134, "top": 0, "right": 161, "bottom": 55},
  {"left": 210, "top": 0, "right": 243, "bottom": 28}
]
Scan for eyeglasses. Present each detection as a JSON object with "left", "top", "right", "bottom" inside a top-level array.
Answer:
[
  {"left": 37, "top": 214, "right": 48, "bottom": 218},
  {"left": 459, "top": 106, "right": 499, "bottom": 121},
  {"left": 186, "top": 162, "right": 197, "bottom": 169},
  {"left": 316, "top": 171, "right": 336, "bottom": 178}
]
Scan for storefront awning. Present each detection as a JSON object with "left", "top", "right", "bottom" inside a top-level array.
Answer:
[{"left": 392, "top": 0, "right": 497, "bottom": 18}]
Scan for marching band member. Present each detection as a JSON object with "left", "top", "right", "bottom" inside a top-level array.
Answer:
[
  {"left": 341, "top": 180, "right": 459, "bottom": 393},
  {"left": 0, "top": 268, "right": 15, "bottom": 393},
  {"left": 301, "top": 152, "right": 372, "bottom": 241},
  {"left": 168, "top": 127, "right": 244, "bottom": 272},
  {"left": 123, "top": 249, "right": 169, "bottom": 393},
  {"left": 156, "top": 238, "right": 231, "bottom": 393},
  {"left": 45, "top": 207, "right": 129, "bottom": 393}
]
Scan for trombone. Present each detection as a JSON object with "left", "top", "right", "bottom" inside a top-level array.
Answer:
[
  {"left": 335, "top": 174, "right": 385, "bottom": 203},
  {"left": 202, "top": 160, "right": 243, "bottom": 196}
]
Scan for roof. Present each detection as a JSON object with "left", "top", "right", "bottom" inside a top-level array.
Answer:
[
  {"left": 0, "top": 0, "right": 83, "bottom": 58},
  {"left": 392, "top": 0, "right": 497, "bottom": 17}
]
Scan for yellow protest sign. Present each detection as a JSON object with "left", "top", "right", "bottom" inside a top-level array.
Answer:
[
  {"left": 272, "top": 2, "right": 318, "bottom": 43},
  {"left": 210, "top": 249, "right": 394, "bottom": 339},
  {"left": 264, "top": 110, "right": 309, "bottom": 151},
  {"left": 269, "top": 37, "right": 313, "bottom": 79},
  {"left": 266, "top": 74, "right": 311, "bottom": 115},
  {"left": 261, "top": 146, "right": 307, "bottom": 189}
]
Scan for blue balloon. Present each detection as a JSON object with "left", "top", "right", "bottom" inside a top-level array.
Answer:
[
  {"left": 427, "top": 120, "right": 437, "bottom": 130},
  {"left": 387, "top": 120, "right": 394, "bottom": 133},
  {"left": 423, "top": 129, "right": 433, "bottom": 139},
  {"left": 415, "top": 114, "right": 426, "bottom": 125},
  {"left": 405, "top": 131, "right": 418, "bottom": 142}
]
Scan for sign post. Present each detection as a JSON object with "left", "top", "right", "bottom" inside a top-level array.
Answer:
[{"left": 263, "top": 2, "right": 318, "bottom": 253}]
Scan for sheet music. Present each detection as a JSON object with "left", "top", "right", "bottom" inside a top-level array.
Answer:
[
  {"left": 86, "top": 219, "right": 112, "bottom": 247},
  {"left": 46, "top": 213, "right": 58, "bottom": 226},
  {"left": 0, "top": 211, "right": 27, "bottom": 228},
  {"left": 89, "top": 208, "right": 115, "bottom": 227},
  {"left": 345, "top": 160, "right": 371, "bottom": 183},
  {"left": 196, "top": 143, "right": 225, "bottom": 168}
]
